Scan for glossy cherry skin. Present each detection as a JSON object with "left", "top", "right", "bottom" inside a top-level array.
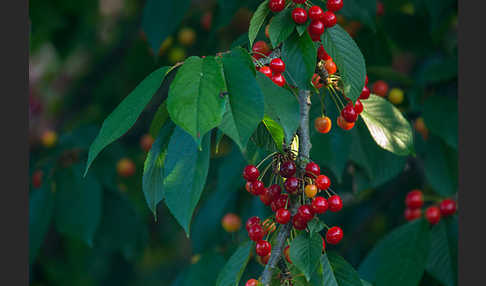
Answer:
[
  {"left": 312, "top": 196, "right": 329, "bottom": 214},
  {"left": 310, "top": 32, "right": 321, "bottom": 42},
  {"left": 256, "top": 240, "right": 272, "bottom": 256},
  {"left": 318, "top": 45, "right": 331, "bottom": 61},
  {"left": 426, "top": 206, "right": 441, "bottom": 225},
  {"left": 341, "top": 103, "right": 358, "bottom": 123},
  {"left": 324, "top": 60, "right": 337, "bottom": 74},
  {"left": 248, "top": 224, "right": 264, "bottom": 241},
  {"left": 308, "top": 20, "right": 325, "bottom": 35},
  {"left": 326, "top": 226, "right": 343, "bottom": 244},
  {"left": 251, "top": 180, "right": 265, "bottom": 195},
  {"left": 439, "top": 199, "right": 457, "bottom": 216},
  {"left": 405, "top": 190, "right": 424, "bottom": 209},
  {"left": 269, "top": 0, "right": 286, "bottom": 12},
  {"left": 292, "top": 7, "right": 308, "bottom": 24},
  {"left": 404, "top": 208, "right": 422, "bottom": 221},
  {"left": 284, "top": 177, "right": 300, "bottom": 194},
  {"left": 337, "top": 115, "right": 355, "bottom": 130},
  {"left": 328, "top": 195, "right": 343, "bottom": 212},
  {"left": 298, "top": 205, "right": 315, "bottom": 222},
  {"left": 359, "top": 85, "right": 370, "bottom": 100},
  {"left": 305, "top": 184, "right": 318, "bottom": 198},
  {"left": 365, "top": 75, "right": 369, "bottom": 85},
  {"left": 246, "top": 216, "right": 261, "bottom": 231},
  {"left": 292, "top": 214, "right": 308, "bottom": 230},
  {"left": 322, "top": 11, "right": 337, "bottom": 27},
  {"left": 280, "top": 161, "right": 297, "bottom": 178},
  {"left": 309, "top": 5, "right": 324, "bottom": 21},
  {"left": 271, "top": 194, "right": 289, "bottom": 212},
  {"left": 305, "top": 162, "right": 321, "bottom": 177},
  {"left": 259, "top": 66, "right": 273, "bottom": 78},
  {"left": 243, "top": 165, "right": 259, "bottom": 181},
  {"left": 267, "top": 184, "right": 282, "bottom": 201},
  {"left": 372, "top": 80, "right": 389, "bottom": 97},
  {"left": 245, "top": 279, "right": 259, "bottom": 286},
  {"left": 326, "top": 0, "right": 344, "bottom": 12},
  {"left": 315, "top": 174, "right": 331, "bottom": 190},
  {"left": 354, "top": 99, "right": 363, "bottom": 114},
  {"left": 271, "top": 73, "right": 286, "bottom": 87},
  {"left": 270, "top": 58, "right": 286, "bottom": 73},
  {"left": 276, "top": 208, "right": 291, "bottom": 224},
  {"left": 292, "top": 0, "right": 306, "bottom": 3},
  {"left": 259, "top": 189, "right": 273, "bottom": 205},
  {"left": 252, "top": 41, "right": 271, "bottom": 59}
]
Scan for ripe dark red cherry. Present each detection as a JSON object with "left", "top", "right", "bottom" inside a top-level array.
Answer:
[
  {"left": 354, "top": 100, "right": 363, "bottom": 114},
  {"left": 326, "top": 0, "right": 344, "bottom": 12},
  {"left": 259, "top": 190, "right": 272, "bottom": 205},
  {"left": 292, "top": 8, "right": 308, "bottom": 25},
  {"left": 341, "top": 103, "right": 358, "bottom": 123},
  {"left": 271, "top": 194, "right": 289, "bottom": 212},
  {"left": 322, "top": 11, "right": 337, "bottom": 28},
  {"left": 271, "top": 73, "right": 286, "bottom": 87},
  {"left": 243, "top": 165, "right": 259, "bottom": 181},
  {"left": 298, "top": 205, "right": 315, "bottom": 222},
  {"left": 372, "top": 80, "right": 389, "bottom": 97},
  {"left": 311, "top": 196, "right": 328, "bottom": 214},
  {"left": 251, "top": 180, "right": 265, "bottom": 195},
  {"left": 256, "top": 240, "right": 272, "bottom": 256},
  {"left": 276, "top": 208, "right": 291, "bottom": 224},
  {"left": 359, "top": 85, "right": 370, "bottom": 100},
  {"left": 308, "top": 20, "right": 325, "bottom": 36},
  {"left": 318, "top": 45, "right": 331, "bottom": 61},
  {"left": 280, "top": 161, "right": 297, "bottom": 178},
  {"left": 425, "top": 206, "right": 441, "bottom": 225},
  {"left": 326, "top": 226, "right": 343, "bottom": 244},
  {"left": 405, "top": 190, "right": 424, "bottom": 209},
  {"left": 284, "top": 177, "right": 300, "bottom": 194},
  {"left": 270, "top": 58, "right": 286, "bottom": 73},
  {"left": 292, "top": 214, "right": 308, "bottom": 230},
  {"left": 404, "top": 208, "right": 422, "bottom": 221},
  {"left": 259, "top": 66, "right": 273, "bottom": 78},
  {"left": 328, "top": 195, "right": 343, "bottom": 212},
  {"left": 248, "top": 224, "right": 264, "bottom": 241},
  {"left": 267, "top": 184, "right": 282, "bottom": 201},
  {"left": 252, "top": 41, "right": 271, "bottom": 59},
  {"left": 246, "top": 216, "right": 261, "bottom": 231},
  {"left": 292, "top": 0, "right": 306, "bottom": 4},
  {"left": 315, "top": 174, "right": 331, "bottom": 190},
  {"left": 305, "top": 162, "right": 320, "bottom": 177},
  {"left": 309, "top": 5, "right": 324, "bottom": 21},
  {"left": 439, "top": 199, "right": 457, "bottom": 216},
  {"left": 269, "top": 0, "right": 286, "bottom": 12},
  {"left": 310, "top": 32, "right": 321, "bottom": 42},
  {"left": 365, "top": 75, "right": 369, "bottom": 85}
]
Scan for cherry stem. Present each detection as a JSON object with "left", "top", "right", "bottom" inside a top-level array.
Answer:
[{"left": 256, "top": 152, "right": 278, "bottom": 169}]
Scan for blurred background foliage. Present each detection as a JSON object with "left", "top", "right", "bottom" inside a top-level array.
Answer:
[{"left": 29, "top": 0, "right": 457, "bottom": 285}]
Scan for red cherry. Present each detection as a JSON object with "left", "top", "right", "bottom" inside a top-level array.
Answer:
[
  {"left": 271, "top": 73, "right": 286, "bottom": 87},
  {"left": 269, "top": 0, "right": 286, "bottom": 12},
  {"left": 328, "top": 195, "right": 343, "bottom": 212},
  {"left": 252, "top": 41, "right": 271, "bottom": 60},
  {"left": 259, "top": 189, "right": 273, "bottom": 205},
  {"left": 365, "top": 75, "right": 369, "bottom": 85},
  {"left": 292, "top": 7, "right": 308, "bottom": 25},
  {"left": 321, "top": 236, "right": 326, "bottom": 252},
  {"left": 354, "top": 100, "right": 363, "bottom": 114},
  {"left": 293, "top": 0, "right": 306, "bottom": 4},
  {"left": 425, "top": 206, "right": 441, "bottom": 225},
  {"left": 315, "top": 174, "right": 331, "bottom": 190},
  {"left": 377, "top": 1, "right": 385, "bottom": 16},
  {"left": 298, "top": 205, "right": 315, "bottom": 222},
  {"left": 311, "top": 196, "right": 329, "bottom": 214},
  {"left": 280, "top": 161, "right": 296, "bottom": 178},
  {"left": 324, "top": 60, "right": 337, "bottom": 75},
  {"left": 292, "top": 214, "right": 308, "bottom": 230},
  {"left": 359, "top": 85, "right": 370, "bottom": 100},
  {"left": 439, "top": 199, "right": 457, "bottom": 216},
  {"left": 405, "top": 190, "right": 424, "bottom": 209},
  {"left": 261, "top": 252, "right": 271, "bottom": 264},
  {"left": 308, "top": 20, "right": 325, "bottom": 36},
  {"left": 310, "top": 32, "right": 321, "bottom": 42},
  {"left": 245, "top": 279, "right": 259, "bottom": 286},
  {"left": 341, "top": 103, "right": 358, "bottom": 123},
  {"left": 248, "top": 224, "right": 264, "bottom": 241},
  {"left": 243, "top": 165, "right": 259, "bottom": 181},
  {"left": 246, "top": 216, "right": 261, "bottom": 231},
  {"left": 32, "top": 170, "right": 43, "bottom": 188},
  {"left": 284, "top": 245, "right": 292, "bottom": 263},
  {"left": 404, "top": 208, "right": 422, "bottom": 221},
  {"left": 245, "top": 181, "right": 252, "bottom": 193},
  {"left": 322, "top": 11, "right": 337, "bottom": 28},
  {"left": 326, "top": 0, "right": 344, "bottom": 12},
  {"left": 251, "top": 180, "right": 265, "bottom": 195},
  {"left": 270, "top": 58, "right": 286, "bottom": 73},
  {"left": 284, "top": 177, "right": 300, "bottom": 194},
  {"left": 326, "top": 226, "right": 343, "bottom": 244},
  {"left": 309, "top": 5, "right": 324, "bottom": 21},
  {"left": 372, "top": 80, "right": 389, "bottom": 97},
  {"left": 305, "top": 162, "right": 320, "bottom": 177},
  {"left": 276, "top": 208, "right": 291, "bottom": 224},
  {"left": 271, "top": 194, "right": 289, "bottom": 212},
  {"left": 267, "top": 184, "right": 282, "bottom": 201},
  {"left": 259, "top": 66, "right": 273, "bottom": 78},
  {"left": 318, "top": 45, "right": 331, "bottom": 61},
  {"left": 256, "top": 240, "right": 272, "bottom": 256}
]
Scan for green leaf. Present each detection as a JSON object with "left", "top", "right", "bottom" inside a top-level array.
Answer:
[
  {"left": 281, "top": 32, "right": 317, "bottom": 90},
  {"left": 269, "top": 8, "right": 296, "bottom": 47},
  {"left": 422, "top": 96, "right": 457, "bottom": 149},
  {"left": 322, "top": 25, "right": 366, "bottom": 102},
  {"left": 85, "top": 66, "right": 171, "bottom": 176},
  {"left": 423, "top": 136, "right": 457, "bottom": 196},
  {"left": 263, "top": 117, "right": 285, "bottom": 152},
  {"left": 320, "top": 252, "right": 363, "bottom": 286},
  {"left": 178, "top": 253, "right": 226, "bottom": 286},
  {"left": 220, "top": 48, "right": 264, "bottom": 151},
  {"left": 296, "top": 22, "right": 308, "bottom": 36},
  {"left": 29, "top": 183, "right": 54, "bottom": 264},
  {"left": 142, "top": 0, "right": 191, "bottom": 53},
  {"left": 425, "top": 219, "right": 457, "bottom": 286},
  {"left": 216, "top": 241, "right": 253, "bottom": 286},
  {"left": 163, "top": 127, "right": 211, "bottom": 236},
  {"left": 256, "top": 73, "right": 300, "bottom": 144},
  {"left": 290, "top": 232, "right": 323, "bottom": 281},
  {"left": 360, "top": 279, "right": 373, "bottom": 286},
  {"left": 55, "top": 163, "right": 102, "bottom": 245},
  {"left": 251, "top": 121, "right": 282, "bottom": 152},
  {"left": 366, "top": 66, "right": 414, "bottom": 87},
  {"left": 149, "top": 101, "right": 169, "bottom": 138},
  {"left": 167, "top": 56, "right": 226, "bottom": 146},
  {"left": 142, "top": 121, "right": 176, "bottom": 216},
  {"left": 358, "top": 219, "right": 430, "bottom": 286},
  {"left": 360, "top": 94, "right": 414, "bottom": 156},
  {"left": 249, "top": 0, "right": 270, "bottom": 48},
  {"left": 307, "top": 218, "right": 325, "bottom": 234}
]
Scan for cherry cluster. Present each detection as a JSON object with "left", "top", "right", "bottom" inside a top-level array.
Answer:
[
  {"left": 404, "top": 189, "right": 457, "bottom": 225},
  {"left": 242, "top": 152, "right": 345, "bottom": 262},
  {"left": 252, "top": 41, "right": 288, "bottom": 87}
]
